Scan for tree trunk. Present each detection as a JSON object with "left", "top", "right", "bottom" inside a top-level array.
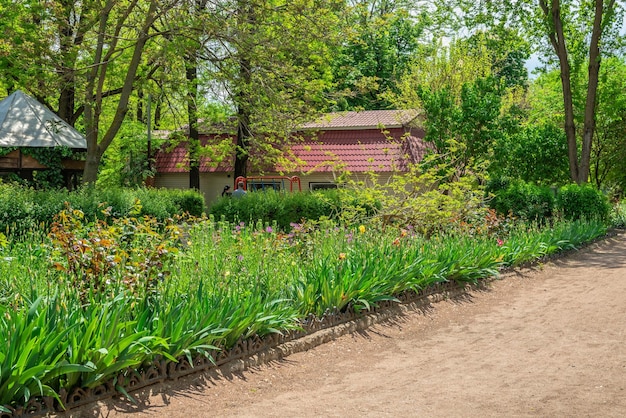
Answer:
[
  {"left": 137, "top": 88, "right": 144, "bottom": 123},
  {"left": 186, "top": 58, "right": 200, "bottom": 190},
  {"left": 82, "top": 0, "right": 159, "bottom": 185},
  {"left": 82, "top": 150, "right": 103, "bottom": 184},
  {"left": 56, "top": 0, "right": 85, "bottom": 127},
  {"left": 58, "top": 85, "right": 76, "bottom": 125},
  {"left": 154, "top": 98, "right": 162, "bottom": 129},
  {"left": 234, "top": 0, "right": 254, "bottom": 180},
  {"left": 579, "top": 0, "right": 608, "bottom": 184},
  {"left": 540, "top": 0, "right": 614, "bottom": 184},
  {"left": 540, "top": 0, "right": 579, "bottom": 182},
  {"left": 234, "top": 104, "right": 251, "bottom": 179}
]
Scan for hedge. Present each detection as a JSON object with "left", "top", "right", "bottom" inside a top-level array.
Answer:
[{"left": 0, "top": 184, "right": 205, "bottom": 237}]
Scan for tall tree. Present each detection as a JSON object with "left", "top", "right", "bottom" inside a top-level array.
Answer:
[
  {"left": 392, "top": 40, "right": 507, "bottom": 178},
  {"left": 198, "top": 0, "right": 341, "bottom": 179},
  {"left": 537, "top": 0, "right": 620, "bottom": 184},
  {"left": 2, "top": 0, "right": 180, "bottom": 184},
  {"left": 331, "top": 0, "right": 429, "bottom": 110},
  {"left": 440, "top": 0, "right": 624, "bottom": 184},
  {"left": 592, "top": 57, "right": 626, "bottom": 190},
  {"left": 81, "top": 0, "right": 180, "bottom": 183},
  {"left": 178, "top": 0, "right": 212, "bottom": 190},
  {"left": 529, "top": 57, "right": 626, "bottom": 190}
]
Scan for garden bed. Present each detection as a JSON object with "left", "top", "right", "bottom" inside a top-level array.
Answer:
[
  {"left": 1, "top": 281, "right": 475, "bottom": 417},
  {"left": 0, "top": 209, "right": 611, "bottom": 417}
]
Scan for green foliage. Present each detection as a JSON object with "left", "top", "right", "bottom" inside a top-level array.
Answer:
[
  {"left": 491, "top": 122, "right": 570, "bottom": 185},
  {"left": 0, "top": 1, "right": 50, "bottom": 95},
  {"left": 208, "top": 189, "right": 380, "bottom": 231},
  {"left": 97, "top": 121, "right": 156, "bottom": 188},
  {"left": 461, "top": 27, "right": 530, "bottom": 89},
  {"left": 528, "top": 59, "right": 626, "bottom": 189},
  {"left": 331, "top": 5, "right": 427, "bottom": 110},
  {"left": 484, "top": 176, "right": 511, "bottom": 194},
  {"left": 394, "top": 36, "right": 494, "bottom": 109},
  {"left": 359, "top": 162, "right": 488, "bottom": 237},
  {"left": 168, "top": 189, "right": 205, "bottom": 217},
  {"left": 0, "top": 205, "right": 611, "bottom": 410},
  {"left": 0, "top": 184, "right": 205, "bottom": 236},
  {"left": 416, "top": 75, "right": 504, "bottom": 175},
  {"left": 556, "top": 184, "right": 610, "bottom": 221},
  {"left": 591, "top": 57, "right": 626, "bottom": 191},
  {"left": 488, "top": 179, "right": 555, "bottom": 221},
  {"left": 610, "top": 200, "right": 626, "bottom": 229},
  {"left": 132, "top": 188, "right": 205, "bottom": 219},
  {"left": 0, "top": 295, "right": 96, "bottom": 408},
  {"left": 497, "top": 219, "right": 607, "bottom": 268}
]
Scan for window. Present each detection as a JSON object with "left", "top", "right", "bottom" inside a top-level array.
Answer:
[
  {"left": 309, "top": 182, "right": 338, "bottom": 191},
  {"left": 248, "top": 181, "right": 282, "bottom": 191}
]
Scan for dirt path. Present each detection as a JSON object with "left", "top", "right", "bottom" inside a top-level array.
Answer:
[{"left": 73, "top": 232, "right": 626, "bottom": 417}]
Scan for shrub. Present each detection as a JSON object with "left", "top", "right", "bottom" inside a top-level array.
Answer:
[
  {"left": 484, "top": 176, "right": 511, "bottom": 195},
  {"left": 169, "top": 189, "right": 205, "bottom": 217},
  {"left": 0, "top": 184, "right": 205, "bottom": 236},
  {"left": 488, "top": 179, "right": 555, "bottom": 221},
  {"left": 0, "top": 185, "right": 38, "bottom": 236},
  {"left": 134, "top": 188, "right": 179, "bottom": 220},
  {"left": 347, "top": 160, "right": 491, "bottom": 236},
  {"left": 556, "top": 184, "right": 610, "bottom": 221},
  {"left": 611, "top": 200, "right": 626, "bottom": 228},
  {"left": 70, "top": 186, "right": 135, "bottom": 220},
  {"left": 208, "top": 188, "right": 380, "bottom": 230}
]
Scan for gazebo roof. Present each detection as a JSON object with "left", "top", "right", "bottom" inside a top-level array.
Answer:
[{"left": 0, "top": 90, "right": 86, "bottom": 149}]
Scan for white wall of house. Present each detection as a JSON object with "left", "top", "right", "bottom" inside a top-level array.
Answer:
[
  {"left": 154, "top": 172, "right": 234, "bottom": 208},
  {"left": 269, "top": 171, "right": 396, "bottom": 190},
  {"left": 155, "top": 171, "right": 398, "bottom": 209}
]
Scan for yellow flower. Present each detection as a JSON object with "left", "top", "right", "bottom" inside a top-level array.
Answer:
[
  {"left": 338, "top": 252, "right": 346, "bottom": 260},
  {"left": 358, "top": 225, "right": 366, "bottom": 234}
]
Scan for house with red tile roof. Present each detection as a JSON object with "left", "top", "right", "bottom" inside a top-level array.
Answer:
[{"left": 153, "top": 109, "right": 427, "bottom": 205}]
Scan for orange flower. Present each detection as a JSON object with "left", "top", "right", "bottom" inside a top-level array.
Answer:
[{"left": 338, "top": 252, "right": 347, "bottom": 260}]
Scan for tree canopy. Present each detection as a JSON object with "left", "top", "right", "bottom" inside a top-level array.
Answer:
[{"left": 2, "top": 0, "right": 625, "bottom": 193}]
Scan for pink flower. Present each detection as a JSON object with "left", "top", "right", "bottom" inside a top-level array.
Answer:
[{"left": 497, "top": 239, "right": 504, "bottom": 246}]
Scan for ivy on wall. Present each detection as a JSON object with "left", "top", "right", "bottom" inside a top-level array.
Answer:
[{"left": 0, "top": 147, "right": 18, "bottom": 157}]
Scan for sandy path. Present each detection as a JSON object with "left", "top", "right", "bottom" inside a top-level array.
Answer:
[{"left": 73, "top": 232, "right": 626, "bottom": 417}]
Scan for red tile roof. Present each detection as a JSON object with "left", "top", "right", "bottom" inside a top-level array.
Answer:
[
  {"left": 301, "top": 109, "right": 419, "bottom": 130},
  {"left": 286, "top": 128, "right": 426, "bottom": 173},
  {"left": 153, "top": 134, "right": 234, "bottom": 173},
  {"left": 154, "top": 110, "right": 426, "bottom": 174}
]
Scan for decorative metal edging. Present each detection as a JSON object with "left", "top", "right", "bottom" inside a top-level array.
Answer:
[{"left": 1, "top": 281, "right": 466, "bottom": 417}]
